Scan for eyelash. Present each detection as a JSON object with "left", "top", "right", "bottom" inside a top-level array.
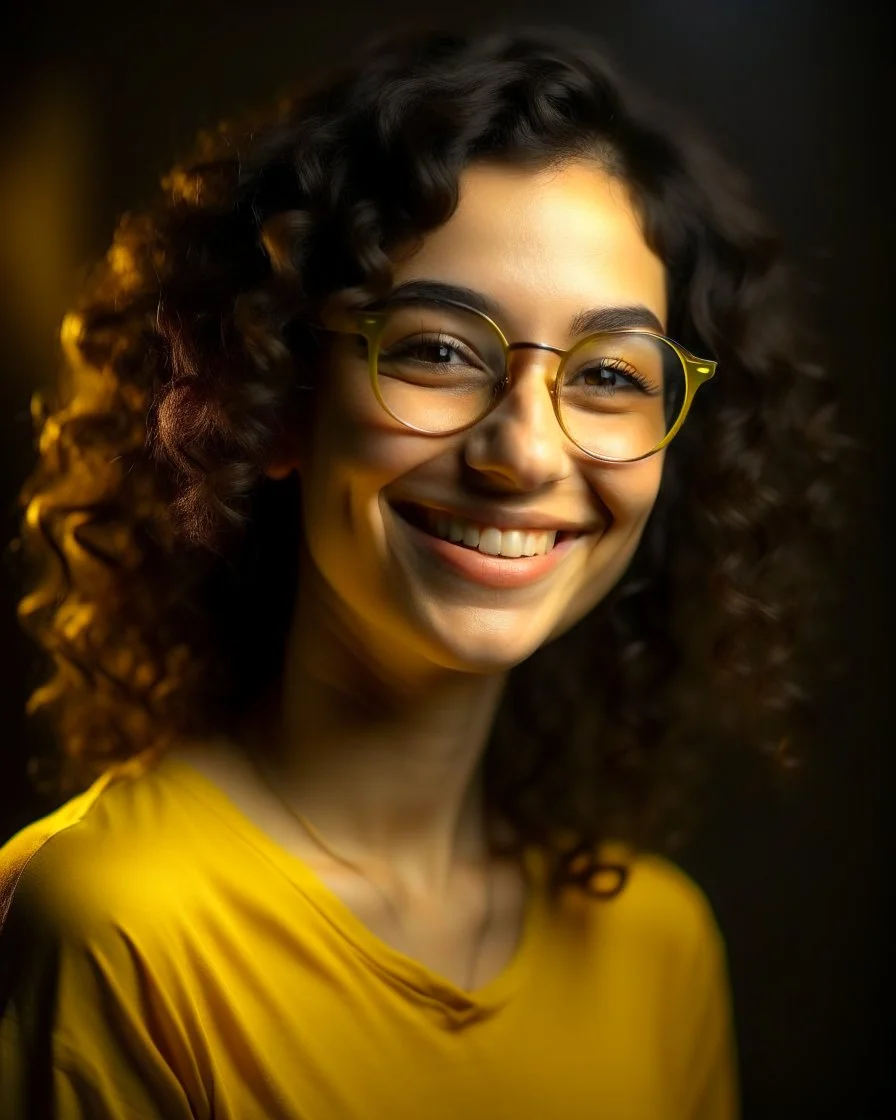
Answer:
[
  {"left": 398, "top": 334, "right": 477, "bottom": 364},
  {"left": 389, "top": 334, "right": 656, "bottom": 394}
]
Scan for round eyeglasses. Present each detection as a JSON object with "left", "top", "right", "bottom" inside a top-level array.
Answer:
[{"left": 319, "top": 298, "right": 716, "bottom": 463}]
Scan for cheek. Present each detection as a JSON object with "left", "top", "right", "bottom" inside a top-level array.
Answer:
[
  {"left": 548, "top": 457, "right": 666, "bottom": 640},
  {"left": 311, "top": 360, "right": 429, "bottom": 478},
  {"left": 595, "top": 453, "right": 664, "bottom": 523},
  {"left": 298, "top": 373, "right": 444, "bottom": 564}
]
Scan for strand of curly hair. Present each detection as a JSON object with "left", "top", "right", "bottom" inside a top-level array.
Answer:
[{"left": 11, "top": 24, "right": 860, "bottom": 903}]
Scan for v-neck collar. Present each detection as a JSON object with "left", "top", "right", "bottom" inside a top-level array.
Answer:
[{"left": 150, "top": 751, "right": 549, "bottom": 1020}]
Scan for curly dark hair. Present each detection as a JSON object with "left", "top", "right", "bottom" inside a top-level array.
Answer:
[{"left": 12, "top": 22, "right": 859, "bottom": 900}]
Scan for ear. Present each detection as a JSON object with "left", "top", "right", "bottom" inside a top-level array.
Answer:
[
  {"left": 264, "top": 423, "right": 304, "bottom": 480},
  {"left": 264, "top": 454, "right": 300, "bottom": 481}
]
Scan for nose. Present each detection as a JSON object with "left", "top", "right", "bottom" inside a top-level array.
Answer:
[{"left": 461, "top": 349, "right": 572, "bottom": 491}]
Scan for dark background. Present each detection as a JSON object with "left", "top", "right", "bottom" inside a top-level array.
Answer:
[{"left": 1, "top": 2, "right": 893, "bottom": 1117}]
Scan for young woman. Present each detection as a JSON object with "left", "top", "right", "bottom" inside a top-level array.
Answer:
[{"left": 0, "top": 23, "right": 852, "bottom": 1120}]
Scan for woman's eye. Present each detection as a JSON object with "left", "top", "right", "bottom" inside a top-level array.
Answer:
[
  {"left": 392, "top": 336, "right": 475, "bottom": 365},
  {"left": 412, "top": 341, "right": 462, "bottom": 363},
  {"left": 579, "top": 361, "right": 649, "bottom": 391}
]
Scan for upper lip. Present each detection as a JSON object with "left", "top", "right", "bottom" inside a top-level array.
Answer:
[{"left": 393, "top": 500, "right": 600, "bottom": 534}]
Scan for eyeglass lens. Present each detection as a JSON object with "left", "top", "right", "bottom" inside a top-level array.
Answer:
[{"left": 373, "top": 302, "right": 686, "bottom": 460}]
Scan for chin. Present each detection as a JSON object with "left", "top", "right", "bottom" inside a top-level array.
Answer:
[
  {"left": 443, "top": 645, "right": 539, "bottom": 675},
  {"left": 406, "top": 612, "right": 554, "bottom": 676}
]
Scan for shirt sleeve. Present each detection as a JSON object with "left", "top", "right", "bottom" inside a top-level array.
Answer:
[{"left": 0, "top": 844, "right": 205, "bottom": 1120}]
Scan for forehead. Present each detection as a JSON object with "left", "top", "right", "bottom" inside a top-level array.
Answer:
[{"left": 390, "top": 160, "right": 668, "bottom": 337}]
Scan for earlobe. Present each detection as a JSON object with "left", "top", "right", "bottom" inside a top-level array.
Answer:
[{"left": 265, "top": 459, "right": 299, "bottom": 481}]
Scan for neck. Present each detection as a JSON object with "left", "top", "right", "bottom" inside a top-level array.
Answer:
[{"left": 238, "top": 564, "right": 511, "bottom": 898}]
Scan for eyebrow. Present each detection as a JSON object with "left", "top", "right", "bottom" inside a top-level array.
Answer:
[{"left": 376, "top": 279, "right": 666, "bottom": 337}]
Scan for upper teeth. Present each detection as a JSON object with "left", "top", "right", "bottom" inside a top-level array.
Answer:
[{"left": 427, "top": 512, "right": 558, "bottom": 558}]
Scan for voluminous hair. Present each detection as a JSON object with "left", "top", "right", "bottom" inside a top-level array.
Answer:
[{"left": 13, "top": 23, "right": 858, "bottom": 899}]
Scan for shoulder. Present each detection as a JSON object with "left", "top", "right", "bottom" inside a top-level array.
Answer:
[
  {"left": 0, "top": 755, "right": 204, "bottom": 949},
  {"left": 0, "top": 778, "right": 112, "bottom": 940},
  {"left": 0, "top": 781, "right": 136, "bottom": 1026},
  {"left": 628, "top": 851, "right": 722, "bottom": 937},
  {"left": 587, "top": 842, "right": 728, "bottom": 963},
  {"left": 0, "top": 759, "right": 214, "bottom": 1052},
  {"left": 562, "top": 844, "right": 736, "bottom": 1056},
  {"left": 0, "top": 765, "right": 215, "bottom": 1119}
]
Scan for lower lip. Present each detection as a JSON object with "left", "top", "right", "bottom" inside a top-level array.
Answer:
[{"left": 397, "top": 514, "right": 582, "bottom": 589}]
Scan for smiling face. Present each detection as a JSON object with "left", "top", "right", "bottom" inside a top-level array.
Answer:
[{"left": 282, "top": 159, "right": 669, "bottom": 678}]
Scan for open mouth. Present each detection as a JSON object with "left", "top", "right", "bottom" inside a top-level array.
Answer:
[{"left": 393, "top": 502, "right": 581, "bottom": 559}]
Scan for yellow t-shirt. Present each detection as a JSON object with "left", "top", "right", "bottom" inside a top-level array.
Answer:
[{"left": 0, "top": 751, "right": 740, "bottom": 1119}]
